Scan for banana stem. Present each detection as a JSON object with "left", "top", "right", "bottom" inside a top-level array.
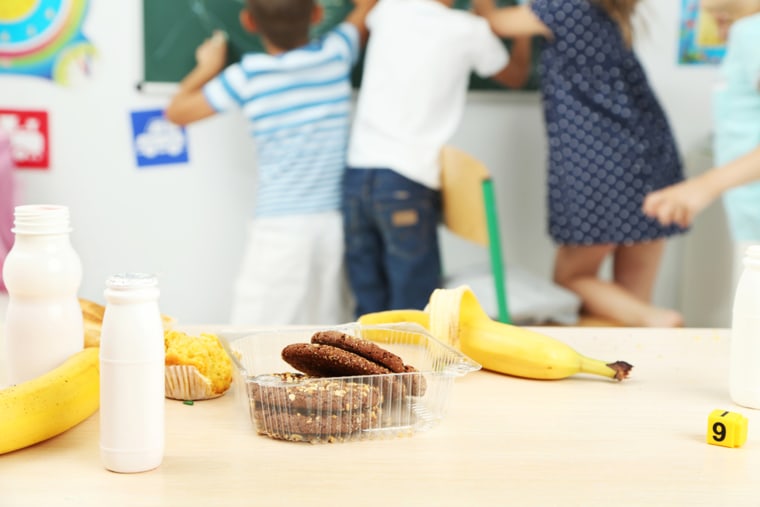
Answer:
[{"left": 580, "top": 356, "right": 633, "bottom": 381}]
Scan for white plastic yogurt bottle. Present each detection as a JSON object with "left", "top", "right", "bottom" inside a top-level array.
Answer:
[
  {"left": 730, "top": 245, "right": 760, "bottom": 409},
  {"left": 3, "top": 204, "right": 84, "bottom": 384},
  {"left": 99, "top": 273, "right": 165, "bottom": 473}
]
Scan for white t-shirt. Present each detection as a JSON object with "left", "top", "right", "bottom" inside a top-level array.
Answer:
[{"left": 347, "top": 0, "right": 508, "bottom": 189}]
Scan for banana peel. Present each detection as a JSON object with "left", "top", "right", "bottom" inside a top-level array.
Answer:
[{"left": 358, "top": 286, "right": 632, "bottom": 381}]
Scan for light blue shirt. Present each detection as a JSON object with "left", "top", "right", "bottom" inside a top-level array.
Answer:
[
  {"left": 203, "top": 23, "right": 359, "bottom": 217},
  {"left": 714, "top": 13, "right": 760, "bottom": 241}
]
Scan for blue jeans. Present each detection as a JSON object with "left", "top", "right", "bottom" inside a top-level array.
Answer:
[{"left": 342, "top": 168, "right": 442, "bottom": 317}]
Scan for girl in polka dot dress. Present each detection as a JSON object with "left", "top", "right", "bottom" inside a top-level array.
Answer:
[{"left": 480, "top": 0, "right": 687, "bottom": 327}]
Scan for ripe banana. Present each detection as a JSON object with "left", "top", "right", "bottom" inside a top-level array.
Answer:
[
  {"left": 358, "top": 309, "right": 430, "bottom": 329},
  {"left": 358, "top": 286, "right": 632, "bottom": 381},
  {"left": 0, "top": 347, "right": 100, "bottom": 454}
]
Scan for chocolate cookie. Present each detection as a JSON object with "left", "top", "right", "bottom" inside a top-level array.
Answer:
[
  {"left": 311, "top": 330, "right": 406, "bottom": 373},
  {"left": 283, "top": 331, "right": 428, "bottom": 397},
  {"left": 282, "top": 343, "right": 393, "bottom": 377},
  {"left": 249, "top": 373, "right": 383, "bottom": 412},
  {"left": 402, "top": 364, "right": 427, "bottom": 397},
  {"left": 252, "top": 406, "right": 380, "bottom": 443}
]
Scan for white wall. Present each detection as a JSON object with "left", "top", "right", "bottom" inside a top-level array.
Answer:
[{"left": 0, "top": 0, "right": 733, "bottom": 326}]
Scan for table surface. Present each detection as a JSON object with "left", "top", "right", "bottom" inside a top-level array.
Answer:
[{"left": 2, "top": 326, "right": 759, "bottom": 507}]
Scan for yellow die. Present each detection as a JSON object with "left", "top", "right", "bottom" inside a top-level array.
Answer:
[{"left": 707, "top": 409, "right": 748, "bottom": 448}]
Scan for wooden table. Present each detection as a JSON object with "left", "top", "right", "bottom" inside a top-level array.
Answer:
[{"left": 2, "top": 326, "right": 759, "bottom": 507}]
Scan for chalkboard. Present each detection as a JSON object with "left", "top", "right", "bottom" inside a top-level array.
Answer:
[{"left": 141, "top": 0, "right": 540, "bottom": 90}]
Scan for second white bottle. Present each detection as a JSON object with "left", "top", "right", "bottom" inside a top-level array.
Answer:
[
  {"left": 99, "top": 273, "right": 165, "bottom": 473},
  {"left": 730, "top": 245, "right": 760, "bottom": 409}
]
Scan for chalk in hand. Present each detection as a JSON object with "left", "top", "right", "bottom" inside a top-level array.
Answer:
[{"left": 212, "top": 30, "right": 228, "bottom": 44}]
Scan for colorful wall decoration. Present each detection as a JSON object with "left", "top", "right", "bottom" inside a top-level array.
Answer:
[
  {"left": 0, "top": 109, "right": 50, "bottom": 170},
  {"left": 678, "top": 0, "right": 727, "bottom": 65},
  {"left": 130, "top": 109, "right": 189, "bottom": 168},
  {"left": 0, "top": 0, "right": 96, "bottom": 84}
]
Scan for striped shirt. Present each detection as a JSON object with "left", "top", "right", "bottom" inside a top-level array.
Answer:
[{"left": 203, "top": 23, "right": 360, "bottom": 217}]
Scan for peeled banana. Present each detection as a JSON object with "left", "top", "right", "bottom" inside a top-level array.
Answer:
[
  {"left": 359, "top": 286, "right": 632, "bottom": 381},
  {"left": 358, "top": 309, "right": 430, "bottom": 329},
  {"left": 0, "top": 347, "right": 100, "bottom": 454}
]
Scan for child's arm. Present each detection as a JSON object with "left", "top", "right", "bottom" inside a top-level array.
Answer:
[
  {"left": 165, "top": 31, "right": 227, "bottom": 126},
  {"left": 486, "top": 4, "right": 552, "bottom": 39},
  {"left": 472, "top": 0, "right": 536, "bottom": 89},
  {"left": 489, "top": 36, "right": 532, "bottom": 89},
  {"left": 643, "top": 146, "right": 760, "bottom": 228},
  {"left": 343, "top": 0, "right": 377, "bottom": 45}
]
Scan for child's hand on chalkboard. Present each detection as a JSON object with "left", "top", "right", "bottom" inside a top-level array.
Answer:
[{"left": 195, "top": 30, "right": 228, "bottom": 75}]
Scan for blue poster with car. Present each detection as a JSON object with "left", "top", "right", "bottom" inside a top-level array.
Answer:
[{"left": 130, "top": 109, "right": 189, "bottom": 167}]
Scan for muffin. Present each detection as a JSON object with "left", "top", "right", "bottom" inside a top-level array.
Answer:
[
  {"left": 80, "top": 298, "right": 175, "bottom": 348},
  {"left": 164, "top": 330, "right": 233, "bottom": 401}
]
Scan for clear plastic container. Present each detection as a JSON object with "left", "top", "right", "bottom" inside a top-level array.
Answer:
[{"left": 222, "top": 323, "right": 480, "bottom": 443}]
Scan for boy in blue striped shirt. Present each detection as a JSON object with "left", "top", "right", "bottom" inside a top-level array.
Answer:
[{"left": 166, "top": 0, "right": 375, "bottom": 325}]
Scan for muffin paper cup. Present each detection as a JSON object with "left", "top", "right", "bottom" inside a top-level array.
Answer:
[{"left": 165, "top": 365, "right": 222, "bottom": 401}]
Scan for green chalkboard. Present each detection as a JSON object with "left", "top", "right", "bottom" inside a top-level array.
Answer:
[{"left": 141, "top": 0, "right": 540, "bottom": 90}]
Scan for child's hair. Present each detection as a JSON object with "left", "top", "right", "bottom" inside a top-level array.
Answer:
[
  {"left": 593, "top": 0, "right": 641, "bottom": 48},
  {"left": 246, "top": 0, "right": 315, "bottom": 50}
]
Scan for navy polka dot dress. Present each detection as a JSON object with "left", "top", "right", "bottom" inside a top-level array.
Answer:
[{"left": 531, "top": 0, "right": 687, "bottom": 245}]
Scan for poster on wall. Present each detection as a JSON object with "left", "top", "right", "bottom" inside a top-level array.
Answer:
[
  {"left": 0, "top": 0, "right": 97, "bottom": 85},
  {"left": 130, "top": 109, "right": 189, "bottom": 168},
  {"left": 678, "top": 0, "right": 727, "bottom": 65},
  {"left": 0, "top": 109, "right": 50, "bottom": 170}
]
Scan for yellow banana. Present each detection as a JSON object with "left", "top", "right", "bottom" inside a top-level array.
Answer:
[
  {"left": 0, "top": 347, "right": 100, "bottom": 454},
  {"left": 358, "top": 310, "right": 431, "bottom": 345},
  {"left": 359, "top": 286, "right": 632, "bottom": 381},
  {"left": 358, "top": 309, "right": 430, "bottom": 329}
]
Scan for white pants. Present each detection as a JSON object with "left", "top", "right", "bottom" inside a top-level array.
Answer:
[{"left": 229, "top": 211, "right": 353, "bottom": 326}]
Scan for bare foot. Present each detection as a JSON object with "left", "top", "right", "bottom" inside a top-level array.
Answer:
[
  {"left": 640, "top": 307, "right": 684, "bottom": 328},
  {"left": 586, "top": 305, "right": 684, "bottom": 327}
]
